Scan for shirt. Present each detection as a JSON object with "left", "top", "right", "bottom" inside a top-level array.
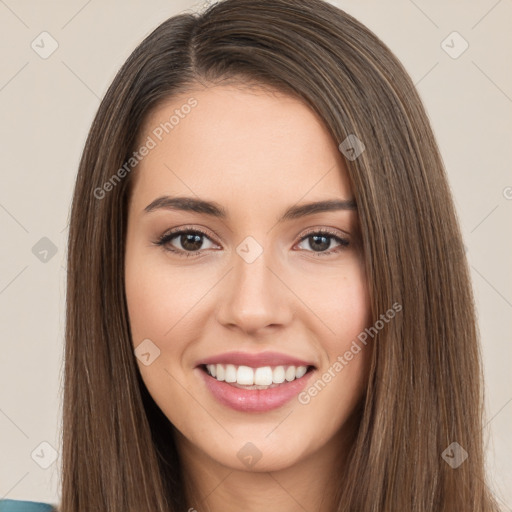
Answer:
[{"left": 0, "top": 499, "right": 56, "bottom": 511}]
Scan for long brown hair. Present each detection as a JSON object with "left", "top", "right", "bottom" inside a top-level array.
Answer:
[{"left": 62, "top": 0, "right": 500, "bottom": 510}]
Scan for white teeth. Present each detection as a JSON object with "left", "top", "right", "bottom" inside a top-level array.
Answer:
[
  {"left": 225, "top": 364, "right": 237, "bottom": 383},
  {"left": 216, "top": 364, "right": 225, "bottom": 381},
  {"left": 254, "top": 366, "right": 273, "bottom": 386},
  {"left": 295, "top": 366, "right": 307, "bottom": 378},
  {"left": 285, "top": 366, "right": 296, "bottom": 381},
  {"left": 272, "top": 366, "right": 286, "bottom": 384},
  {"left": 205, "top": 363, "right": 310, "bottom": 386},
  {"left": 237, "top": 365, "right": 254, "bottom": 385}
]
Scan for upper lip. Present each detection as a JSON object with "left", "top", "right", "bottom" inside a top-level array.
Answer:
[{"left": 195, "top": 351, "right": 316, "bottom": 368}]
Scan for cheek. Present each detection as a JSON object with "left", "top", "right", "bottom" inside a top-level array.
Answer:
[
  {"left": 294, "top": 257, "right": 371, "bottom": 342},
  {"left": 125, "top": 251, "right": 210, "bottom": 345},
  {"left": 125, "top": 253, "right": 200, "bottom": 430},
  {"left": 294, "top": 262, "right": 371, "bottom": 416},
  {"left": 125, "top": 261, "right": 169, "bottom": 345},
  {"left": 328, "top": 275, "right": 369, "bottom": 332}
]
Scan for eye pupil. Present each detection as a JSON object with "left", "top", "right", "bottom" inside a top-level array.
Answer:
[
  {"left": 181, "top": 233, "right": 203, "bottom": 251},
  {"left": 310, "top": 235, "right": 330, "bottom": 252}
]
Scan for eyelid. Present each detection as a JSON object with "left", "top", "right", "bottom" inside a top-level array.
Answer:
[
  {"left": 158, "top": 224, "right": 350, "bottom": 242},
  {"left": 157, "top": 225, "right": 219, "bottom": 244},
  {"left": 297, "top": 225, "right": 350, "bottom": 239}
]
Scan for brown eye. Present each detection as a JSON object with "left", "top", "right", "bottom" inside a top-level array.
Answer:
[
  {"left": 155, "top": 228, "right": 219, "bottom": 257},
  {"left": 296, "top": 229, "right": 349, "bottom": 256}
]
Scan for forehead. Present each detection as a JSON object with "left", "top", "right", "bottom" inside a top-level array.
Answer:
[{"left": 129, "top": 84, "right": 352, "bottom": 212}]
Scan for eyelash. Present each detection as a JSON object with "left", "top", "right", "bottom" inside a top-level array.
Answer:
[{"left": 153, "top": 226, "right": 350, "bottom": 259}]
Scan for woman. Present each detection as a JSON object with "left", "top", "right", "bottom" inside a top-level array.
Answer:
[{"left": 8, "top": 0, "right": 500, "bottom": 510}]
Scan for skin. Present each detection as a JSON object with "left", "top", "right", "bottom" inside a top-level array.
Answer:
[{"left": 124, "top": 83, "right": 372, "bottom": 512}]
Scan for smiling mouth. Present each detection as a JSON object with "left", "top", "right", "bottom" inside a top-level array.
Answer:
[{"left": 201, "top": 363, "right": 315, "bottom": 390}]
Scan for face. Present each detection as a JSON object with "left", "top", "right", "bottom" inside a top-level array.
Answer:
[{"left": 125, "top": 84, "right": 372, "bottom": 474}]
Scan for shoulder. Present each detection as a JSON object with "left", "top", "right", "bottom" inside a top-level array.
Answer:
[{"left": 0, "top": 499, "right": 56, "bottom": 511}]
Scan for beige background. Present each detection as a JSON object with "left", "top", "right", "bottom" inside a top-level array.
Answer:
[{"left": 0, "top": 0, "right": 511, "bottom": 508}]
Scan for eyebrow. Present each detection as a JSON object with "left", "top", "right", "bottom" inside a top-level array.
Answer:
[{"left": 143, "top": 195, "right": 356, "bottom": 223}]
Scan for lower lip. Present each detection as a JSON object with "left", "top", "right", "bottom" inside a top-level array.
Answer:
[{"left": 198, "top": 367, "right": 315, "bottom": 412}]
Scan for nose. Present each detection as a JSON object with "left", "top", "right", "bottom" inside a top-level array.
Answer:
[{"left": 215, "top": 242, "right": 293, "bottom": 335}]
